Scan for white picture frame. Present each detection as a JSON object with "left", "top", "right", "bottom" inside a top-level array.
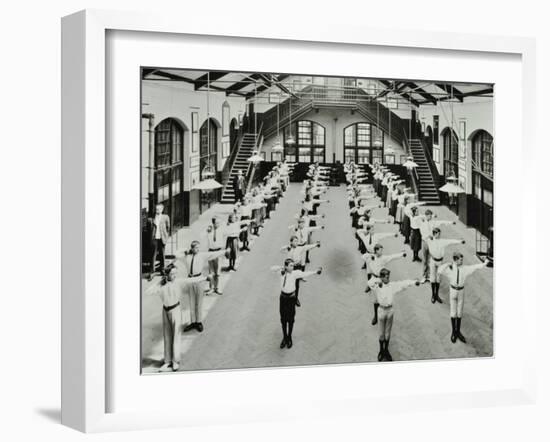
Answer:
[{"left": 62, "top": 9, "right": 537, "bottom": 433}]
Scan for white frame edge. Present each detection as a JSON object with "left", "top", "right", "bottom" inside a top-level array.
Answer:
[{"left": 61, "top": 9, "right": 537, "bottom": 433}]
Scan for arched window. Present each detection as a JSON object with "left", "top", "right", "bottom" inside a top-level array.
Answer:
[
  {"left": 283, "top": 120, "right": 325, "bottom": 163},
  {"left": 199, "top": 118, "right": 218, "bottom": 178},
  {"left": 229, "top": 118, "right": 239, "bottom": 152},
  {"left": 222, "top": 102, "right": 230, "bottom": 136},
  {"left": 343, "top": 122, "right": 384, "bottom": 165},
  {"left": 442, "top": 127, "right": 458, "bottom": 178},
  {"left": 471, "top": 130, "right": 493, "bottom": 207},
  {"left": 154, "top": 118, "right": 184, "bottom": 228}
]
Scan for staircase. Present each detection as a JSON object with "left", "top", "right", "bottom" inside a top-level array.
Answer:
[
  {"left": 259, "top": 87, "right": 407, "bottom": 145},
  {"left": 220, "top": 133, "right": 257, "bottom": 204},
  {"left": 408, "top": 139, "right": 441, "bottom": 205}
]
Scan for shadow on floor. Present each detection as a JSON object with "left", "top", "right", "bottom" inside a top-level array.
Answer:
[{"left": 35, "top": 408, "right": 61, "bottom": 423}]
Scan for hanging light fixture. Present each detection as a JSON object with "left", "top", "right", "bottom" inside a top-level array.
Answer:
[
  {"left": 272, "top": 93, "right": 284, "bottom": 152},
  {"left": 286, "top": 92, "right": 296, "bottom": 146},
  {"left": 196, "top": 71, "right": 222, "bottom": 191},
  {"left": 247, "top": 150, "right": 264, "bottom": 163},
  {"left": 439, "top": 179, "right": 464, "bottom": 194},
  {"left": 385, "top": 95, "right": 394, "bottom": 154},
  {"left": 373, "top": 98, "right": 383, "bottom": 148},
  {"left": 403, "top": 156, "right": 418, "bottom": 169},
  {"left": 193, "top": 165, "right": 222, "bottom": 190}
]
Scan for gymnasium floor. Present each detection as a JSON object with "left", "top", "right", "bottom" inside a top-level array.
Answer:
[{"left": 141, "top": 183, "right": 493, "bottom": 373}]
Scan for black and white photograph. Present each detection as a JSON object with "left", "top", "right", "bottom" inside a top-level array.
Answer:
[{"left": 140, "top": 69, "right": 494, "bottom": 373}]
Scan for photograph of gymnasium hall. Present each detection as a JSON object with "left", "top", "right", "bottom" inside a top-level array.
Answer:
[{"left": 140, "top": 69, "right": 494, "bottom": 373}]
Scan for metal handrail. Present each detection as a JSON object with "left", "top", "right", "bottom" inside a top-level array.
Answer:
[
  {"left": 417, "top": 135, "right": 441, "bottom": 189},
  {"left": 245, "top": 121, "right": 264, "bottom": 192},
  {"left": 402, "top": 130, "right": 420, "bottom": 196},
  {"left": 220, "top": 125, "right": 244, "bottom": 196}
]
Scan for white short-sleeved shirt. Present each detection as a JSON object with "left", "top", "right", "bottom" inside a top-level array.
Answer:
[
  {"left": 363, "top": 252, "right": 403, "bottom": 277},
  {"left": 177, "top": 251, "right": 225, "bottom": 277},
  {"left": 207, "top": 226, "right": 226, "bottom": 250},
  {"left": 438, "top": 262, "right": 486, "bottom": 288},
  {"left": 151, "top": 275, "right": 205, "bottom": 306},
  {"left": 368, "top": 279, "right": 417, "bottom": 307},
  {"left": 419, "top": 219, "right": 453, "bottom": 239},
  {"left": 278, "top": 270, "right": 317, "bottom": 294},
  {"left": 426, "top": 239, "right": 461, "bottom": 260}
]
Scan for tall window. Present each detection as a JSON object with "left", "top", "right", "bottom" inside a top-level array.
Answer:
[
  {"left": 472, "top": 130, "right": 493, "bottom": 207},
  {"left": 199, "top": 119, "right": 218, "bottom": 178},
  {"left": 343, "top": 122, "right": 384, "bottom": 165},
  {"left": 284, "top": 120, "right": 325, "bottom": 163},
  {"left": 442, "top": 127, "right": 458, "bottom": 178},
  {"left": 222, "top": 102, "right": 230, "bottom": 137},
  {"left": 154, "top": 118, "right": 184, "bottom": 228}
]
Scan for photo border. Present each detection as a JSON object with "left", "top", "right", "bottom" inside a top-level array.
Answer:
[{"left": 61, "top": 9, "right": 537, "bottom": 432}]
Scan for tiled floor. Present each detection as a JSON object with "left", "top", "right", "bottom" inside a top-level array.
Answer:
[{"left": 141, "top": 183, "right": 493, "bottom": 373}]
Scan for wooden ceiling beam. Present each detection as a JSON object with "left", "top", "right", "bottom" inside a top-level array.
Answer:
[
  {"left": 438, "top": 87, "right": 493, "bottom": 101},
  {"left": 225, "top": 74, "right": 262, "bottom": 94},
  {"left": 194, "top": 71, "right": 230, "bottom": 90},
  {"left": 435, "top": 83, "right": 464, "bottom": 102},
  {"left": 405, "top": 82, "right": 438, "bottom": 105},
  {"left": 142, "top": 70, "right": 197, "bottom": 84}
]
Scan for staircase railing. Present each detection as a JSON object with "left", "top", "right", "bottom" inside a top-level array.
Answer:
[
  {"left": 401, "top": 130, "right": 419, "bottom": 196},
  {"left": 417, "top": 136, "right": 442, "bottom": 189},
  {"left": 260, "top": 99, "right": 314, "bottom": 140},
  {"left": 246, "top": 121, "right": 264, "bottom": 193},
  {"left": 220, "top": 126, "right": 244, "bottom": 196},
  {"left": 257, "top": 86, "right": 407, "bottom": 147}
]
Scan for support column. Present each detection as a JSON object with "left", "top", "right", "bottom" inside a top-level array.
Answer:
[{"left": 142, "top": 113, "right": 155, "bottom": 215}]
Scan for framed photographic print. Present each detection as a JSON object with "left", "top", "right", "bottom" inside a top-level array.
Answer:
[
  {"left": 384, "top": 154, "right": 395, "bottom": 164},
  {"left": 459, "top": 120, "right": 466, "bottom": 142},
  {"left": 62, "top": 9, "right": 536, "bottom": 433},
  {"left": 272, "top": 151, "right": 283, "bottom": 162},
  {"left": 433, "top": 148, "right": 440, "bottom": 163},
  {"left": 222, "top": 141, "right": 230, "bottom": 158},
  {"left": 459, "top": 120, "right": 467, "bottom": 158},
  {"left": 191, "top": 112, "right": 199, "bottom": 153}
]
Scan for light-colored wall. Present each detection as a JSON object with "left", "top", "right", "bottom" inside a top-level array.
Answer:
[
  {"left": 141, "top": 81, "right": 246, "bottom": 208},
  {"left": 418, "top": 97, "right": 493, "bottom": 194},
  {"left": 261, "top": 107, "right": 406, "bottom": 163}
]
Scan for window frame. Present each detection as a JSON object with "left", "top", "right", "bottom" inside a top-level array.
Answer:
[
  {"left": 343, "top": 122, "right": 384, "bottom": 164},
  {"left": 471, "top": 130, "right": 494, "bottom": 207},
  {"left": 284, "top": 120, "right": 326, "bottom": 163},
  {"left": 153, "top": 118, "right": 185, "bottom": 229},
  {"left": 442, "top": 127, "right": 459, "bottom": 178},
  {"left": 199, "top": 118, "right": 218, "bottom": 179}
]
